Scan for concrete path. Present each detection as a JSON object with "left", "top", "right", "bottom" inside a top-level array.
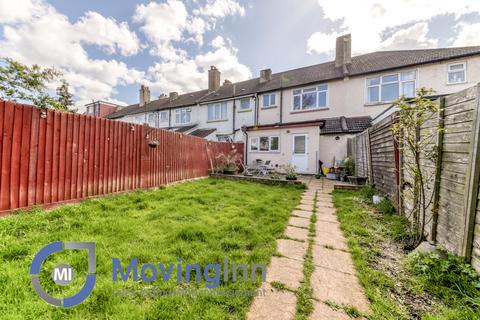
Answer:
[{"left": 247, "top": 177, "right": 369, "bottom": 320}]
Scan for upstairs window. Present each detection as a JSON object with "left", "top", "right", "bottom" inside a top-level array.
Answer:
[
  {"left": 367, "top": 71, "right": 416, "bottom": 103},
  {"left": 147, "top": 113, "right": 156, "bottom": 127},
  {"left": 262, "top": 93, "right": 276, "bottom": 107},
  {"left": 240, "top": 98, "right": 251, "bottom": 110},
  {"left": 208, "top": 102, "right": 227, "bottom": 121},
  {"left": 175, "top": 108, "right": 191, "bottom": 124},
  {"left": 159, "top": 111, "right": 168, "bottom": 122},
  {"left": 293, "top": 85, "right": 328, "bottom": 111},
  {"left": 447, "top": 62, "right": 466, "bottom": 84}
]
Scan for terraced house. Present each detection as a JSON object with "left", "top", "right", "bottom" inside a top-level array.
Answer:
[{"left": 106, "top": 34, "right": 480, "bottom": 174}]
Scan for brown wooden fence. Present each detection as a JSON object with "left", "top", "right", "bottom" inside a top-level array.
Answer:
[
  {"left": 0, "top": 101, "right": 243, "bottom": 214},
  {"left": 351, "top": 85, "right": 480, "bottom": 272}
]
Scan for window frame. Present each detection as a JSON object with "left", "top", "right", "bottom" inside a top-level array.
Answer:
[
  {"left": 262, "top": 93, "right": 277, "bottom": 108},
  {"left": 159, "top": 111, "right": 168, "bottom": 122},
  {"left": 207, "top": 102, "right": 228, "bottom": 121},
  {"left": 239, "top": 98, "right": 251, "bottom": 111},
  {"left": 249, "top": 135, "right": 280, "bottom": 152},
  {"left": 292, "top": 84, "right": 329, "bottom": 111},
  {"left": 447, "top": 61, "right": 467, "bottom": 85},
  {"left": 175, "top": 108, "right": 191, "bottom": 124},
  {"left": 366, "top": 70, "right": 417, "bottom": 104}
]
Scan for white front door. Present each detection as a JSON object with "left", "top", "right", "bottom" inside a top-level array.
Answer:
[{"left": 292, "top": 134, "right": 308, "bottom": 173}]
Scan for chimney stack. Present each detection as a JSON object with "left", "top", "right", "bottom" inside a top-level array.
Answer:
[
  {"left": 259, "top": 68, "right": 272, "bottom": 83},
  {"left": 335, "top": 34, "right": 352, "bottom": 68},
  {"left": 139, "top": 85, "right": 151, "bottom": 107},
  {"left": 208, "top": 66, "right": 221, "bottom": 92},
  {"left": 159, "top": 93, "right": 167, "bottom": 99},
  {"left": 169, "top": 92, "right": 178, "bottom": 100}
]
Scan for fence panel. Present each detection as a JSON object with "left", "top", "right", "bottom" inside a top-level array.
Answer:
[{"left": 0, "top": 101, "right": 243, "bottom": 214}]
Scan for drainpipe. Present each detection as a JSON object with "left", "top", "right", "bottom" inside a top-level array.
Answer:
[
  {"left": 279, "top": 87, "right": 283, "bottom": 124},
  {"left": 232, "top": 84, "right": 236, "bottom": 139},
  {"left": 254, "top": 93, "right": 259, "bottom": 126},
  {"left": 168, "top": 108, "right": 172, "bottom": 128}
]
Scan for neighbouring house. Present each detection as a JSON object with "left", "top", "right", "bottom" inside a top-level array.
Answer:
[
  {"left": 106, "top": 34, "right": 480, "bottom": 174},
  {"left": 84, "top": 100, "right": 121, "bottom": 118}
]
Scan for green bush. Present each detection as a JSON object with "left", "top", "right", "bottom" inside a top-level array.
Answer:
[
  {"left": 406, "top": 251, "right": 480, "bottom": 313},
  {"left": 376, "top": 198, "right": 396, "bottom": 215},
  {"left": 359, "top": 184, "right": 376, "bottom": 202}
]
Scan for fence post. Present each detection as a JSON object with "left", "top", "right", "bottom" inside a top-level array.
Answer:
[
  {"left": 366, "top": 128, "right": 374, "bottom": 184},
  {"left": 430, "top": 97, "right": 446, "bottom": 243},
  {"left": 461, "top": 84, "right": 480, "bottom": 259}
]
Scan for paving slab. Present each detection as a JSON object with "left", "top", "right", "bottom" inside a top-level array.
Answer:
[
  {"left": 277, "top": 239, "right": 307, "bottom": 261},
  {"left": 296, "top": 204, "right": 314, "bottom": 211},
  {"left": 309, "top": 302, "right": 351, "bottom": 320},
  {"left": 284, "top": 226, "right": 309, "bottom": 241},
  {"left": 266, "top": 257, "right": 304, "bottom": 290},
  {"left": 316, "top": 203, "right": 334, "bottom": 209},
  {"left": 300, "top": 199, "right": 315, "bottom": 206},
  {"left": 311, "top": 266, "right": 370, "bottom": 313},
  {"left": 247, "top": 283, "right": 296, "bottom": 320},
  {"left": 288, "top": 216, "right": 311, "bottom": 228},
  {"left": 316, "top": 207, "right": 337, "bottom": 215},
  {"left": 316, "top": 221, "right": 342, "bottom": 235},
  {"left": 301, "top": 195, "right": 315, "bottom": 201},
  {"left": 292, "top": 210, "right": 313, "bottom": 219},
  {"left": 314, "top": 231, "right": 348, "bottom": 251},
  {"left": 316, "top": 214, "right": 339, "bottom": 223},
  {"left": 312, "top": 245, "right": 355, "bottom": 275}
]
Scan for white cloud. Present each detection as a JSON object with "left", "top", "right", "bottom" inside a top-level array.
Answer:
[
  {"left": 0, "top": 0, "right": 45, "bottom": 23},
  {"left": 0, "top": 0, "right": 142, "bottom": 109},
  {"left": 307, "top": 0, "right": 480, "bottom": 55},
  {"left": 211, "top": 35, "right": 226, "bottom": 48},
  {"left": 194, "top": 0, "right": 245, "bottom": 18},
  {"left": 454, "top": 22, "right": 480, "bottom": 47}
]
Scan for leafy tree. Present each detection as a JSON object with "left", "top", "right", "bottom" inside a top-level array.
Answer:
[
  {"left": 56, "top": 79, "right": 74, "bottom": 110},
  {"left": 0, "top": 57, "right": 67, "bottom": 110}
]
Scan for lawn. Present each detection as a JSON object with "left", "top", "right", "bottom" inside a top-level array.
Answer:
[
  {"left": 333, "top": 189, "right": 480, "bottom": 320},
  {"left": 0, "top": 178, "right": 303, "bottom": 320}
]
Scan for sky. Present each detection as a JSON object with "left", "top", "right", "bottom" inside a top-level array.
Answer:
[{"left": 1, "top": 0, "right": 480, "bottom": 111}]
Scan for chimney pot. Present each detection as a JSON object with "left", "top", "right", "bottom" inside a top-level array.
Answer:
[
  {"left": 335, "top": 34, "right": 352, "bottom": 68},
  {"left": 208, "top": 66, "right": 221, "bottom": 92},
  {"left": 139, "top": 85, "right": 151, "bottom": 107},
  {"left": 223, "top": 79, "right": 232, "bottom": 85},
  {"left": 259, "top": 68, "right": 272, "bottom": 83}
]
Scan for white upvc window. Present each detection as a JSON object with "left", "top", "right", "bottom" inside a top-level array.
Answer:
[
  {"left": 447, "top": 62, "right": 466, "bottom": 84},
  {"left": 239, "top": 98, "right": 251, "bottom": 110},
  {"left": 207, "top": 102, "right": 227, "bottom": 121},
  {"left": 262, "top": 93, "right": 276, "bottom": 107},
  {"left": 366, "top": 70, "right": 416, "bottom": 103},
  {"left": 159, "top": 111, "right": 168, "bottom": 122},
  {"left": 292, "top": 84, "right": 328, "bottom": 111},
  {"left": 250, "top": 136, "right": 279, "bottom": 152},
  {"left": 175, "top": 108, "right": 191, "bottom": 124},
  {"left": 147, "top": 113, "right": 156, "bottom": 127},
  {"left": 135, "top": 115, "right": 145, "bottom": 124}
]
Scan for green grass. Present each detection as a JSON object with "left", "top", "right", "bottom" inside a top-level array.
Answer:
[
  {"left": 333, "top": 190, "right": 480, "bottom": 320},
  {"left": 295, "top": 191, "right": 316, "bottom": 320},
  {"left": 0, "top": 178, "right": 303, "bottom": 320}
]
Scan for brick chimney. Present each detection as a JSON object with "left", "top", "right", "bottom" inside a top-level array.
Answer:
[
  {"left": 259, "top": 68, "right": 272, "bottom": 83},
  {"left": 335, "top": 34, "right": 352, "bottom": 68},
  {"left": 208, "top": 66, "right": 221, "bottom": 92},
  {"left": 139, "top": 85, "right": 151, "bottom": 107},
  {"left": 169, "top": 92, "right": 178, "bottom": 100}
]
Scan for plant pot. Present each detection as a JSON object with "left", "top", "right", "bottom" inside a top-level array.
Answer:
[
  {"left": 326, "top": 173, "right": 337, "bottom": 180},
  {"left": 285, "top": 176, "right": 297, "bottom": 181},
  {"left": 347, "top": 176, "right": 367, "bottom": 185},
  {"left": 223, "top": 169, "right": 236, "bottom": 175}
]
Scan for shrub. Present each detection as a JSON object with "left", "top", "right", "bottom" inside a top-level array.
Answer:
[
  {"left": 359, "top": 184, "right": 376, "bottom": 202},
  {"left": 376, "top": 198, "right": 395, "bottom": 215}
]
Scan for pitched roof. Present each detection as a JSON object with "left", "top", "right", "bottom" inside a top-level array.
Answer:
[
  {"left": 189, "top": 128, "right": 216, "bottom": 138},
  {"left": 320, "top": 116, "right": 372, "bottom": 134},
  {"left": 173, "top": 124, "right": 197, "bottom": 133},
  {"left": 106, "top": 46, "right": 480, "bottom": 118}
]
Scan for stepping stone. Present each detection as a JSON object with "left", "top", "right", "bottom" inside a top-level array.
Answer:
[
  {"left": 309, "top": 302, "right": 351, "bottom": 320},
  {"left": 317, "top": 203, "right": 334, "bottom": 209},
  {"left": 300, "top": 199, "right": 315, "bottom": 206},
  {"left": 311, "top": 266, "right": 370, "bottom": 313},
  {"left": 312, "top": 245, "right": 356, "bottom": 275},
  {"left": 314, "top": 231, "right": 348, "bottom": 251},
  {"left": 247, "top": 283, "right": 296, "bottom": 320},
  {"left": 292, "top": 210, "right": 312, "bottom": 219},
  {"left": 288, "top": 217, "right": 310, "bottom": 228},
  {"left": 301, "top": 195, "right": 315, "bottom": 201},
  {"left": 317, "top": 207, "right": 336, "bottom": 215},
  {"left": 277, "top": 239, "right": 307, "bottom": 261},
  {"left": 316, "top": 214, "right": 339, "bottom": 223},
  {"left": 316, "top": 221, "right": 342, "bottom": 235},
  {"left": 284, "top": 226, "right": 309, "bottom": 241},
  {"left": 266, "top": 257, "right": 304, "bottom": 290},
  {"left": 297, "top": 204, "right": 314, "bottom": 211}
]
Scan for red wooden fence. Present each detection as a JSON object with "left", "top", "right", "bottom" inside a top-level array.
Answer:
[{"left": 0, "top": 101, "right": 244, "bottom": 214}]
